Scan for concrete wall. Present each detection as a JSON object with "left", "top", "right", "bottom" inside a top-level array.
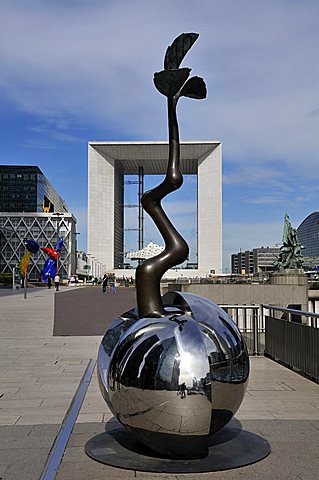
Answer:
[{"left": 168, "top": 283, "right": 308, "bottom": 310}]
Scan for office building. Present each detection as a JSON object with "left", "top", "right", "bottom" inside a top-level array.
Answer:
[
  {"left": 231, "top": 250, "right": 254, "bottom": 275},
  {"left": 88, "top": 141, "right": 222, "bottom": 277},
  {"left": 0, "top": 165, "right": 68, "bottom": 213},
  {"left": 231, "top": 246, "right": 280, "bottom": 275},
  {"left": 297, "top": 211, "right": 319, "bottom": 268},
  {"left": 0, "top": 166, "right": 77, "bottom": 281}
]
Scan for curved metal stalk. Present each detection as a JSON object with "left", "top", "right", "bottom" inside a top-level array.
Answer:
[{"left": 136, "top": 96, "right": 189, "bottom": 318}]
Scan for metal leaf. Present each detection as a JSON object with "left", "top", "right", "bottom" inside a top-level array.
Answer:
[
  {"left": 179, "top": 76, "right": 207, "bottom": 99},
  {"left": 164, "top": 33, "right": 199, "bottom": 70},
  {"left": 153, "top": 68, "right": 191, "bottom": 97}
]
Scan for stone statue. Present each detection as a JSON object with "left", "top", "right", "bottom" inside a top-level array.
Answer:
[{"left": 273, "top": 213, "right": 304, "bottom": 271}]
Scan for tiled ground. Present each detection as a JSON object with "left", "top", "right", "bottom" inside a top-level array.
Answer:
[{"left": 0, "top": 287, "right": 319, "bottom": 479}]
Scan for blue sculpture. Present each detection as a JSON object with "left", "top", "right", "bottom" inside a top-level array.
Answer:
[
  {"left": 26, "top": 239, "right": 40, "bottom": 254},
  {"left": 25, "top": 237, "right": 63, "bottom": 282},
  {"left": 41, "top": 237, "right": 63, "bottom": 282}
]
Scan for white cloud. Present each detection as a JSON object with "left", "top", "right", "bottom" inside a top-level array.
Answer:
[
  {"left": 0, "top": 0, "right": 318, "bottom": 167},
  {"left": 1, "top": 1, "right": 319, "bottom": 272}
]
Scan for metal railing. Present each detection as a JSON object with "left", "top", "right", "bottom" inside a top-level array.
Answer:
[
  {"left": 263, "top": 304, "right": 319, "bottom": 328},
  {"left": 212, "top": 304, "right": 319, "bottom": 381},
  {"left": 263, "top": 305, "right": 319, "bottom": 383},
  {"left": 221, "top": 305, "right": 264, "bottom": 356}
]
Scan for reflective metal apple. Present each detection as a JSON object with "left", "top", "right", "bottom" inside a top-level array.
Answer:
[{"left": 97, "top": 292, "right": 249, "bottom": 459}]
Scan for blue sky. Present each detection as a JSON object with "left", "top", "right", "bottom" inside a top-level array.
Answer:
[{"left": 1, "top": 0, "right": 319, "bottom": 271}]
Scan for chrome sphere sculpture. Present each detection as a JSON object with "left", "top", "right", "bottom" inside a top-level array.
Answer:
[
  {"left": 97, "top": 33, "right": 249, "bottom": 459},
  {"left": 98, "top": 291, "right": 249, "bottom": 458}
]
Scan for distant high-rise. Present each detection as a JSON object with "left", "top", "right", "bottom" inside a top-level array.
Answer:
[
  {"left": 0, "top": 165, "right": 68, "bottom": 213},
  {"left": 297, "top": 212, "right": 319, "bottom": 267}
]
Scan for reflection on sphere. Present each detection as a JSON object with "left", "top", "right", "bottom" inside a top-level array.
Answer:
[{"left": 97, "top": 292, "right": 249, "bottom": 459}]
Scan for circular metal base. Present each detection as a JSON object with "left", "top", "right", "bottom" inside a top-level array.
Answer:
[{"left": 85, "top": 420, "right": 271, "bottom": 473}]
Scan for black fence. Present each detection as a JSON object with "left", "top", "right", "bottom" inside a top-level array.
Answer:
[{"left": 265, "top": 314, "right": 319, "bottom": 383}]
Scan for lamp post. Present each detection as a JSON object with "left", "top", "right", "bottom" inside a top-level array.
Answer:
[
  {"left": 72, "top": 232, "right": 80, "bottom": 277},
  {"left": 91, "top": 257, "right": 96, "bottom": 279},
  {"left": 51, "top": 212, "right": 64, "bottom": 277},
  {"left": 86, "top": 254, "right": 95, "bottom": 281},
  {"left": 22, "top": 237, "right": 29, "bottom": 299},
  {"left": 52, "top": 212, "right": 64, "bottom": 240},
  {"left": 12, "top": 266, "right": 17, "bottom": 290},
  {"left": 83, "top": 252, "right": 90, "bottom": 283}
]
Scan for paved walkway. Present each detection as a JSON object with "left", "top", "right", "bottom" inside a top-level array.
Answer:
[
  {"left": 0, "top": 287, "right": 319, "bottom": 479},
  {"left": 53, "top": 285, "right": 137, "bottom": 335}
]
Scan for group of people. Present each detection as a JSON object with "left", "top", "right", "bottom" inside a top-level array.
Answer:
[
  {"left": 47, "top": 274, "right": 60, "bottom": 291},
  {"left": 102, "top": 273, "right": 117, "bottom": 294},
  {"left": 44, "top": 273, "right": 119, "bottom": 293}
]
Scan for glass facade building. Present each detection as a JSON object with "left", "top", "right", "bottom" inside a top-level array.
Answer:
[
  {"left": 297, "top": 212, "right": 319, "bottom": 267},
  {"left": 0, "top": 165, "right": 68, "bottom": 213},
  {"left": 0, "top": 166, "right": 77, "bottom": 281},
  {"left": 0, "top": 213, "right": 77, "bottom": 281}
]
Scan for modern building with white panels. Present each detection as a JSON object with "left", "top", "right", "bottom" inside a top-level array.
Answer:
[
  {"left": 0, "top": 212, "right": 77, "bottom": 281},
  {"left": 0, "top": 166, "right": 78, "bottom": 281},
  {"left": 88, "top": 141, "right": 222, "bottom": 277}
]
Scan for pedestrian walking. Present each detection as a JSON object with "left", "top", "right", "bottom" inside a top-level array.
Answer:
[
  {"left": 110, "top": 273, "right": 117, "bottom": 294},
  {"left": 47, "top": 274, "right": 52, "bottom": 289},
  {"left": 180, "top": 382, "right": 187, "bottom": 399},
  {"left": 102, "top": 274, "right": 108, "bottom": 294},
  {"left": 54, "top": 273, "right": 60, "bottom": 291}
]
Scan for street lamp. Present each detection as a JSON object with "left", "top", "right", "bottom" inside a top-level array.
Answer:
[
  {"left": 51, "top": 212, "right": 64, "bottom": 276},
  {"left": 87, "top": 254, "right": 95, "bottom": 280},
  {"left": 72, "top": 232, "right": 80, "bottom": 276},
  {"left": 51, "top": 212, "right": 64, "bottom": 240},
  {"left": 91, "top": 257, "right": 96, "bottom": 278}
]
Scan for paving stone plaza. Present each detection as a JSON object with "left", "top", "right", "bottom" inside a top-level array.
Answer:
[{"left": 1, "top": 286, "right": 319, "bottom": 479}]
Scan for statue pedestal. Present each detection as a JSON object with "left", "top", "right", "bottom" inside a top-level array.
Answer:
[
  {"left": 269, "top": 269, "right": 307, "bottom": 286},
  {"left": 85, "top": 419, "right": 271, "bottom": 473},
  {"left": 269, "top": 270, "right": 308, "bottom": 321}
]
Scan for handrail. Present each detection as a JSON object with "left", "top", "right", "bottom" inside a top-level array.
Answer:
[
  {"left": 264, "top": 309, "right": 319, "bottom": 382},
  {"left": 220, "top": 305, "right": 259, "bottom": 309},
  {"left": 263, "top": 304, "right": 319, "bottom": 319},
  {"left": 219, "top": 304, "right": 319, "bottom": 357}
]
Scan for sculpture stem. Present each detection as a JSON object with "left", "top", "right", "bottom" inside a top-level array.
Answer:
[{"left": 135, "top": 97, "right": 189, "bottom": 318}]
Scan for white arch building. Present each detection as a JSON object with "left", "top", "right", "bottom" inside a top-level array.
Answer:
[{"left": 88, "top": 141, "right": 222, "bottom": 278}]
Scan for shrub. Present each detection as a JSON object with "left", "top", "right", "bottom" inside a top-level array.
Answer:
[{"left": 0, "top": 273, "right": 13, "bottom": 285}]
